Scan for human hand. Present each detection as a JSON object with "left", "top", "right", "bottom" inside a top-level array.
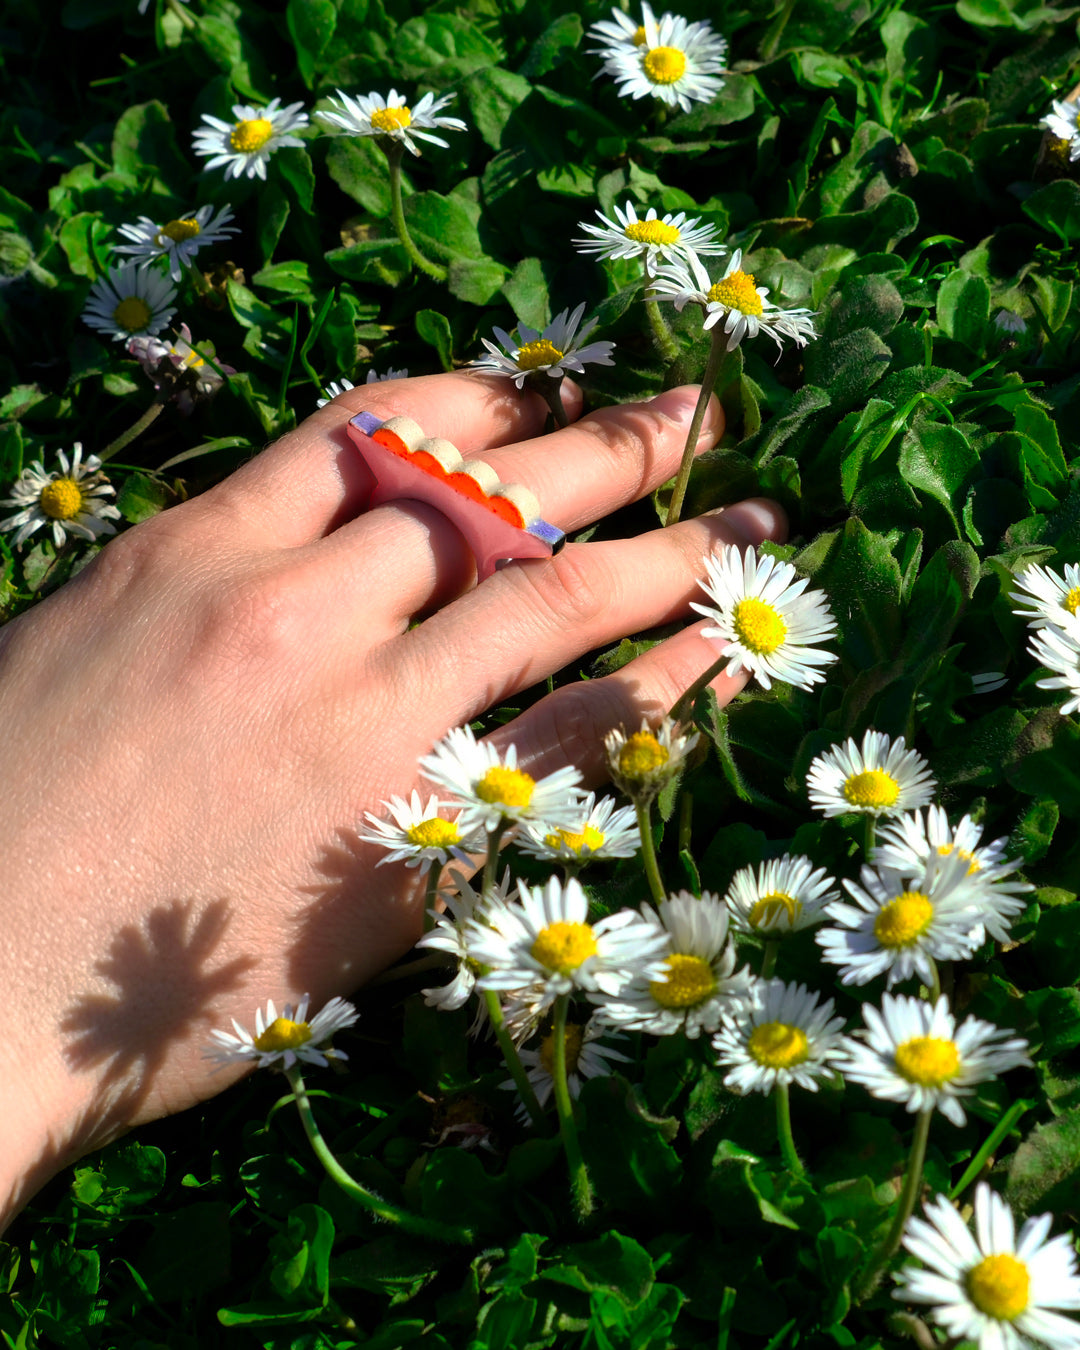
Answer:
[{"left": 0, "top": 370, "right": 785, "bottom": 1226}]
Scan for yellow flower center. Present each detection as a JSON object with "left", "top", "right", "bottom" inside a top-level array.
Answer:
[
  {"left": 632, "top": 24, "right": 647, "bottom": 44},
  {"left": 894, "top": 1035, "right": 960, "bottom": 1087},
  {"left": 747, "top": 1021, "right": 810, "bottom": 1069},
  {"left": 157, "top": 217, "right": 201, "bottom": 244},
  {"left": 544, "top": 824, "right": 606, "bottom": 855},
  {"left": 254, "top": 1017, "right": 312, "bottom": 1053},
  {"left": 618, "top": 731, "right": 669, "bottom": 780},
  {"left": 706, "top": 270, "right": 764, "bottom": 317},
  {"left": 873, "top": 891, "right": 934, "bottom": 948},
  {"left": 936, "top": 843, "right": 980, "bottom": 875},
  {"left": 539, "top": 1022, "right": 585, "bottom": 1077},
  {"left": 842, "top": 769, "right": 900, "bottom": 809},
  {"left": 649, "top": 952, "right": 717, "bottom": 1009},
  {"left": 515, "top": 338, "right": 563, "bottom": 371},
  {"left": 475, "top": 766, "right": 536, "bottom": 810},
  {"left": 966, "top": 1254, "right": 1031, "bottom": 1322},
  {"left": 113, "top": 296, "right": 152, "bottom": 332},
  {"left": 1066, "top": 586, "right": 1080, "bottom": 616},
  {"left": 531, "top": 921, "right": 598, "bottom": 975},
  {"left": 732, "top": 597, "right": 787, "bottom": 655},
  {"left": 39, "top": 477, "right": 85, "bottom": 521},
  {"left": 624, "top": 219, "right": 681, "bottom": 247},
  {"left": 229, "top": 117, "right": 274, "bottom": 153},
  {"left": 748, "top": 891, "right": 801, "bottom": 930},
  {"left": 405, "top": 817, "right": 461, "bottom": 849},
  {"left": 370, "top": 105, "right": 412, "bottom": 133},
  {"left": 643, "top": 45, "right": 687, "bottom": 84}
]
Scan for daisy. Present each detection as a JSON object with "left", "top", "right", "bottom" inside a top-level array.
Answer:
[
  {"left": 509, "top": 1015, "right": 630, "bottom": 1119},
  {"left": 724, "top": 854, "right": 839, "bottom": 937},
  {"left": 1041, "top": 97, "right": 1080, "bottom": 161},
  {"left": 591, "top": 891, "right": 752, "bottom": 1038},
  {"left": 599, "top": 5, "right": 727, "bottom": 114},
  {"left": 192, "top": 98, "right": 308, "bottom": 181},
  {"left": 82, "top": 262, "right": 177, "bottom": 342},
  {"left": 467, "top": 875, "right": 669, "bottom": 1011},
  {"left": 574, "top": 200, "right": 726, "bottom": 269},
  {"left": 994, "top": 310, "right": 1028, "bottom": 336},
  {"left": 470, "top": 303, "right": 615, "bottom": 388},
  {"left": 604, "top": 716, "right": 700, "bottom": 804},
  {"left": 896, "top": 1182, "right": 1080, "bottom": 1350},
  {"left": 651, "top": 249, "right": 818, "bottom": 353},
  {"left": 691, "top": 543, "right": 837, "bottom": 691},
  {"left": 516, "top": 792, "right": 640, "bottom": 865},
  {"left": 586, "top": 5, "right": 653, "bottom": 65},
  {"left": 316, "top": 378, "right": 354, "bottom": 409},
  {"left": 367, "top": 366, "right": 408, "bottom": 383},
  {"left": 806, "top": 729, "right": 936, "bottom": 819},
  {"left": 1011, "top": 561, "right": 1080, "bottom": 634},
  {"left": 357, "top": 790, "right": 484, "bottom": 874},
  {"left": 713, "top": 980, "right": 846, "bottom": 1095},
  {"left": 1, "top": 444, "right": 121, "bottom": 549},
  {"left": 415, "top": 868, "right": 515, "bottom": 1014},
  {"left": 839, "top": 993, "right": 1030, "bottom": 1126},
  {"left": 1028, "top": 624, "right": 1080, "bottom": 716},
  {"left": 205, "top": 994, "right": 358, "bottom": 1072},
  {"left": 317, "top": 89, "right": 466, "bottom": 158},
  {"left": 817, "top": 853, "right": 982, "bottom": 989},
  {"left": 114, "top": 203, "right": 238, "bottom": 282},
  {"left": 127, "top": 324, "right": 234, "bottom": 415},
  {"left": 419, "top": 725, "right": 584, "bottom": 836}
]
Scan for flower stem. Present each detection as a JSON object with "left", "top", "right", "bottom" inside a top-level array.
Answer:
[
  {"left": 854, "top": 1108, "right": 932, "bottom": 1302},
  {"left": 98, "top": 398, "right": 167, "bottom": 463},
  {"left": 552, "top": 995, "right": 593, "bottom": 1219},
  {"left": 642, "top": 262, "right": 679, "bottom": 364},
  {"left": 482, "top": 825, "right": 506, "bottom": 901},
  {"left": 527, "top": 370, "right": 569, "bottom": 428},
  {"left": 926, "top": 956, "right": 941, "bottom": 1005},
  {"left": 384, "top": 144, "right": 447, "bottom": 282},
  {"left": 482, "top": 988, "right": 547, "bottom": 1130},
  {"left": 635, "top": 798, "right": 667, "bottom": 906},
  {"left": 774, "top": 1081, "right": 803, "bottom": 1176},
  {"left": 665, "top": 325, "right": 726, "bottom": 527},
  {"left": 284, "top": 1064, "right": 473, "bottom": 1244},
  {"left": 760, "top": 940, "right": 779, "bottom": 980},
  {"left": 669, "top": 653, "right": 727, "bottom": 724},
  {"left": 421, "top": 865, "right": 441, "bottom": 934},
  {"left": 863, "top": 814, "right": 877, "bottom": 859}
]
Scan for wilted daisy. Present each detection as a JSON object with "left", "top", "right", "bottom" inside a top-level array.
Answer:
[
  {"left": 509, "top": 1016, "right": 630, "bottom": 1119},
  {"left": 357, "top": 790, "right": 484, "bottom": 874},
  {"left": 604, "top": 716, "right": 699, "bottom": 805},
  {"left": 1041, "top": 96, "right": 1080, "bottom": 161},
  {"left": 1, "top": 444, "right": 121, "bottom": 549},
  {"left": 114, "top": 203, "right": 238, "bottom": 282},
  {"left": 1011, "top": 561, "right": 1080, "bottom": 634},
  {"left": 205, "top": 994, "right": 358, "bottom": 1072},
  {"left": 806, "top": 729, "right": 936, "bottom": 819},
  {"left": 574, "top": 201, "right": 725, "bottom": 269},
  {"left": 471, "top": 303, "right": 615, "bottom": 388},
  {"left": 1028, "top": 624, "right": 1080, "bottom": 716},
  {"left": 468, "top": 875, "right": 669, "bottom": 1010},
  {"left": 651, "top": 249, "right": 817, "bottom": 353},
  {"left": 691, "top": 544, "right": 837, "bottom": 691},
  {"left": 725, "top": 854, "right": 839, "bottom": 937},
  {"left": 415, "top": 868, "right": 514, "bottom": 1014},
  {"left": 713, "top": 980, "right": 846, "bottom": 1094},
  {"left": 420, "top": 725, "right": 584, "bottom": 836},
  {"left": 592, "top": 891, "right": 751, "bottom": 1038},
  {"left": 517, "top": 793, "right": 640, "bottom": 865},
  {"left": 840, "top": 993, "right": 1030, "bottom": 1126},
  {"left": 82, "top": 262, "right": 177, "bottom": 342},
  {"left": 317, "top": 88, "right": 466, "bottom": 157},
  {"left": 896, "top": 1182, "right": 1080, "bottom": 1350},
  {"left": 127, "top": 323, "right": 234, "bottom": 415},
  {"left": 599, "top": 5, "right": 727, "bottom": 114},
  {"left": 192, "top": 98, "right": 308, "bottom": 181}
]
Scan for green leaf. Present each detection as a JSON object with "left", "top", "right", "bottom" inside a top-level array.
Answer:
[
  {"left": 462, "top": 66, "right": 532, "bottom": 151},
  {"left": 812, "top": 518, "right": 902, "bottom": 670},
  {"left": 287, "top": 0, "right": 338, "bottom": 88},
  {"left": 803, "top": 326, "right": 892, "bottom": 413},
  {"left": 1009, "top": 718, "right": 1080, "bottom": 817},
  {"left": 936, "top": 269, "right": 990, "bottom": 349},
  {"left": 415, "top": 309, "right": 453, "bottom": 371},
  {"left": 542, "top": 1233, "right": 654, "bottom": 1307},
  {"left": 269, "top": 1203, "right": 334, "bottom": 1307},
  {"left": 256, "top": 182, "right": 289, "bottom": 265},
  {"left": 1030, "top": 901, "right": 1080, "bottom": 987},
  {"left": 115, "top": 472, "right": 169, "bottom": 524},
  {"left": 403, "top": 191, "right": 482, "bottom": 263},
  {"left": 111, "top": 100, "right": 189, "bottom": 198},
  {"left": 58, "top": 213, "right": 111, "bottom": 279},
  {"left": 518, "top": 12, "right": 581, "bottom": 78},
  {"left": 501, "top": 257, "right": 550, "bottom": 331},
  {"left": 1006, "top": 1108, "right": 1080, "bottom": 1214},
  {"left": 898, "top": 424, "right": 979, "bottom": 536},
  {"left": 325, "top": 136, "right": 393, "bottom": 217},
  {"left": 1022, "top": 182, "right": 1080, "bottom": 245},
  {"left": 141, "top": 1201, "right": 232, "bottom": 1303},
  {"left": 447, "top": 257, "right": 507, "bottom": 305},
  {"left": 579, "top": 1076, "right": 681, "bottom": 1212}
]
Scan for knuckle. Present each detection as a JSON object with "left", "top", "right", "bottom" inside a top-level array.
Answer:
[
  {"left": 510, "top": 544, "right": 612, "bottom": 627},
  {"left": 193, "top": 565, "right": 308, "bottom": 672}
]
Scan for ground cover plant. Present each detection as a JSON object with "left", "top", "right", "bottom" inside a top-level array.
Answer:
[{"left": 3, "top": 0, "right": 1080, "bottom": 1346}]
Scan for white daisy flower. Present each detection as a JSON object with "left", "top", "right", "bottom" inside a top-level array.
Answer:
[
  {"left": 127, "top": 323, "right": 234, "bottom": 415},
  {"left": 205, "top": 994, "right": 358, "bottom": 1072},
  {"left": 1, "top": 444, "right": 121, "bottom": 549},
  {"left": 873, "top": 806, "right": 1032, "bottom": 944},
  {"left": 509, "top": 1015, "right": 630, "bottom": 1120},
  {"left": 599, "top": 5, "right": 727, "bottom": 114},
  {"left": 467, "top": 875, "right": 669, "bottom": 1011},
  {"left": 591, "top": 891, "right": 752, "bottom": 1039},
  {"left": 896, "top": 1182, "right": 1080, "bottom": 1350},
  {"left": 516, "top": 792, "right": 640, "bottom": 865},
  {"left": 357, "top": 790, "right": 484, "bottom": 874},
  {"left": 1011, "top": 562, "right": 1080, "bottom": 634},
  {"left": 316, "top": 88, "right": 466, "bottom": 157},
  {"left": 471, "top": 304, "right": 615, "bottom": 388},
  {"left": 817, "top": 854, "right": 983, "bottom": 989},
  {"left": 419, "top": 725, "right": 584, "bottom": 836},
  {"left": 651, "top": 248, "right": 817, "bottom": 353},
  {"left": 574, "top": 200, "right": 726, "bottom": 269},
  {"left": 994, "top": 310, "right": 1028, "bottom": 336},
  {"left": 586, "top": 5, "right": 652, "bottom": 64},
  {"left": 973, "top": 671, "right": 1009, "bottom": 694},
  {"left": 713, "top": 979, "right": 846, "bottom": 1095},
  {"left": 839, "top": 993, "right": 1030, "bottom": 1126},
  {"left": 604, "top": 716, "right": 700, "bottom": 804},
  {"left": 367, "top": 366, "right": 408, "bottom": 383},
  {"left": 690, "top": 543, "right": 838, "bottom": 691},
  {"left": 1028, "top": 623, "right": 1080, "bottom": 716},
  {"left": 806, "top": 729, "right": 936, "bottom": 819},
  {"left": 192, "top": 98, "right": 309, "bottom": 181},
  {"left": 1041, "top": 97, "right": 1080, "bottom": 161},
  {"left": 415, "top": 868, "right": 515, "bottom": 1014},
  {"left": 114, "top": 203, "right": 239, "bottom": 282},
  {"left": 82, "top": 262, "right": 177, "bottom": 342},
  {"left": 316, "top": 378, "right": 355, "bottom": 409},
  {"left": 724, "top": 854, "right": 839, "bottom": 937}
]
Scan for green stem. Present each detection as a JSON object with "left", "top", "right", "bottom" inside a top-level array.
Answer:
[
  {"left": 165, "top": 0, "right": 196, "bottom": 26},
  {"left": 97, "top": 398, "right": 167, "bottom": 463},
  {"left": 669, "top": 653, "right": 727, "bottom": 724},
  {"left": 482, "top": 825, "right": 506, "bottom": 902},
  {"left": 854, "top": 1109, "right": 932, "bottom": 1302},
  {"left": 643, "top": 262, "right": 680, "bottom": 364},
  {"left": 925, "top": 956, "right": 941, "bottom": 1005},
  {"left": 421, "top": 865, "right": 441, "bottom": 934},
  {"left": 665, "top": 324, "right": 726, "bottom": 527},
  {"left": 760, "top": 0, "right": 797, "bottom": 60},
  {"left": 285, "top": 1065, "right": 473, "bottom": 1243},
  {"left": 863, "top": 814, "right": 877, "bottom": 859},
  {"left": 385, "top": 144, "right": 447, "bottom": 282},
  {"left": 552, "top": 995, "right": 593, "bottom": 1219},
  {"left": 482, "top": 988, "right": 546, "bottom": 1130},
  {"left": 774, "top": 1081, "right": 804, "bottom": 1176},
  {"left": 635, "top": 798, "right": 667, "bottom": 906},
  {"left": 527, "top": 371, "right": 569, "bottom": 428},
  {"left": 760, "top": 940, "right": 779, "bottom": 980},
  {"left": 948, "top": 1098, "right": 1034, "bottom": 1201}
]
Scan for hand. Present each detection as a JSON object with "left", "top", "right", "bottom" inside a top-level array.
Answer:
[{"left": 0, "top": 371, "right": 785, "bottom": 1227}]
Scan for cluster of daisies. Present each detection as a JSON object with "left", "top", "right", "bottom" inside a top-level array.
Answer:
[{"left": 1011, "top": 561, "right": 1080, "bottom": 716}]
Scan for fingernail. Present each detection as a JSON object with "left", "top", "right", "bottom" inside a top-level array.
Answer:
[{"left": 648, "top": 385, "right": 723, "bottom": 439}]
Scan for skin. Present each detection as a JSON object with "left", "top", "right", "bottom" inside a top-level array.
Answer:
[{"left": 0, "top": 371, "right": 785, "bottom": 1230}]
